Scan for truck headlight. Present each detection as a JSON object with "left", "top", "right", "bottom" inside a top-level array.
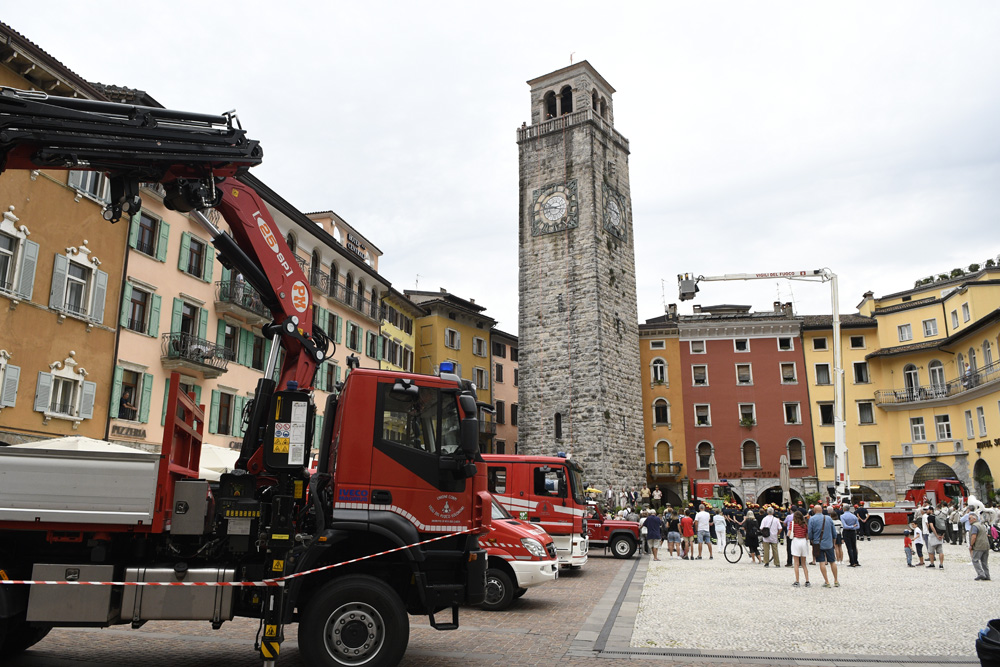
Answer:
[{"left": 521, "top": 538, "right": 546, "bottom": 558}]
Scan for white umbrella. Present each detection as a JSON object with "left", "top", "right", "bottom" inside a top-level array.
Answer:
[
  {"left": 10, "top": 437, "right": 144, "bottom": 454},
  {"left": 779, "top": 454, "right": 791, "bottom": 506},
  {"left": 199, "top": 444, "right": 240, "bottom": 481},
  {"left": 708, "top": 452, "right": 719, "bottom": 484}
]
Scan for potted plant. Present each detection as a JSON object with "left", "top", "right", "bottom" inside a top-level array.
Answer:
[{"left": 739, "top": 417, "right": 756, "bottom": 428}]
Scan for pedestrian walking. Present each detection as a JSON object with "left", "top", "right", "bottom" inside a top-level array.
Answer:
[
  {"left": 969, "top": 514, "right": 991, "bottom": 581},
  {"left": 808, "top": 508, "right": 839, "bottom": 587},
  {"left": 644, "top": 509, "right": 664, "bottom": 561},
  {"left": 790, "top": 510, "right": 810, "bottom": 587},
  {"left": 784, "top": 508, "right": 795, "bottom": 567},
  {"left": 903, "top": 529, "right": 914, "bottom": 567},
  {"left": 840, "top": 505, "right": 861, "bottom": 567},
  {"left": 694, "top": 504, "right": 713, "bottom": 559},
  {"left": 828, "top": 506, "right": 844, "bottom": 563},
  {"left": 760, "top": 507, "right": 781, "bottom": 567},
  {"left": 909, "top": 522, "right": 924, "bottom": 565},
  {"left": 744, "top": 510, "right": 762, "bottom": 564},
  {"left": 928, "top": 505, "right": 947, "bottom": 569},
  {"left": 920, "top": 506, "right": 935, "bottom": 567},
  {"left": 713, "top": 508, "right": 728, "bottom": 552},
  {"left": 666, "top": 510, "right": 682, "bottom": 559},
  {"left": 680, "top": 510, "right": 695, "bottom": 559}
]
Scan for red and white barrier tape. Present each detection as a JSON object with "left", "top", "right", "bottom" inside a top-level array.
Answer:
[{"left": 0, "top": 528, "right": 477, "bottom": 588}]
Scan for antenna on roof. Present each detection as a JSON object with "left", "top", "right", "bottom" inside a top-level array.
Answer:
[
  {"left": 570, "top": 52, "right": 576, "bottom": 65},
  {"left": 415, "top": 273, "right": 422, "bottom": 289},
  {"left": 662, "top": 279, "right": 667, "bottom": 313}
]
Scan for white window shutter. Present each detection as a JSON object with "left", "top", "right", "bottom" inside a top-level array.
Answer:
[
  {"left": 80, "top": 381, "right": 97, "bottom": 419},
  {"left": 16, "top": 240, "right": 39, "bottom": 300},
  {"left": 1, "top": 365, "right": 20, "bottom": 407},
  {"left": 89, "top": 269, "right": 108, "bottom": 323},
  {"left": 49, "top": 254, "right": 68, "bottom": 311},
  {"left": 33, "top": 372, "right": 52, "bottom": 412}
]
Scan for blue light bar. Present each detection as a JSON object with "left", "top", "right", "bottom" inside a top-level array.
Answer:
[{"left": 439, "top": 362, "right": 456, "bottom": 374}]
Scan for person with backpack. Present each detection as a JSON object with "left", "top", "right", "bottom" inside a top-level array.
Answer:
[
  {"left": 968, "top": 513, "right": 990, "bottom": 580},
  {"left": 927, "top": 504, "right": 948, "bottom": 569}
]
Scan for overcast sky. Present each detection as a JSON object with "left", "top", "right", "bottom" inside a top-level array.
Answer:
[{"left": 6, "top": 2, "right": 1000, "bottom": 334}]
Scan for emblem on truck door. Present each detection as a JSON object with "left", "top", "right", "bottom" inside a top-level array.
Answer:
[{"left": 429, "top": 494, "right": 464, "bottom": 519}]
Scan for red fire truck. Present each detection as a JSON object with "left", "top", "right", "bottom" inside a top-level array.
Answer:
[
  {"left": 0, "top": 89, "right": 490, "bottom": 666},
  {"left": 478, "top": 497, "right": 557, "bottom": 611},
  {"left": 855, "top": 479, "right": 970, "bottom": 535},
  {"left": 482, "top": 454, "right": 589, "bottom": 568}
]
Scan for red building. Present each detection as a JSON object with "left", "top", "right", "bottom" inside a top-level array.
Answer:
[{"left": 677, "top": 303, "right": 818, "bottom": 505}]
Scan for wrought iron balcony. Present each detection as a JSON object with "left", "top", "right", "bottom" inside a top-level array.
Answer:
[
  {"left": 647, "top": 461, "right": 683, "bottom": 478},
  {"left": 161, "top": 332, "right": 231, "bottom": 379},
  {"left": 310, "top": 268, "right": 331, "bottom": 293},
  {"left": 328, "top": 280, "right": 380, "bottom": 321},
  {"left": 480, "top": 419, "right": 497, "bottom": 435},
  {"left": 875, "top": 360, "right": 1000, "bottom": 407},
  {"left": 215, "top": 280, "right": 269, "bottom": 323}
]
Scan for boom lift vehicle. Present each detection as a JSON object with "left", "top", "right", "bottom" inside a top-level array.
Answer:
[{"left": 0, "top": 88, "right": 490, "bottom": 667}]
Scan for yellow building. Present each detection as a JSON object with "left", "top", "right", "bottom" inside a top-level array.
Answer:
[
  {"left": 638, "top": 309, "right": 687, "bottom": 506},
  {"left": 379, "top": 287, "right": 422, "bottom": 373},
  {"left": 860, "top": 268, "right": 1000, "bottom": 502},
  {"left": 405, "top": 288, "right": 496, "bottom": 451},
  {"left": 800, "top": 315, "right": 888, "bottom": 499}
]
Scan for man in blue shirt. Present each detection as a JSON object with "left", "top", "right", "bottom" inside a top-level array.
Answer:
[
  {"left": 808, "top": 507, "right": 840, "bottom": 587},
  {"left": 840, "top": 506, "right": 861, "bottom": 567}
]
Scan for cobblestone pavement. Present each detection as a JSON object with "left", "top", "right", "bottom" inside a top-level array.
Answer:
[
  {"left": 7, "top": 541, "right": 986, "bottom": 667},
  {"left": 632, "top": 534, "right": 992, "bottom": 658}
]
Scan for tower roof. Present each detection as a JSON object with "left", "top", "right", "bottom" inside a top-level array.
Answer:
[{"left": 526, "top": 60, "right": 615, "bottom": 95}]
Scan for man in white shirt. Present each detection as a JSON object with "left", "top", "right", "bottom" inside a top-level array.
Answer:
[
  {"left": 694, "top": 504, "right": 713, "bottom": 560},
  {"left": 713, "top": 509, "right": 728, "bottom": 551},
  {"left": 760, "top": 506, "right": 782, "bottom": 567}
]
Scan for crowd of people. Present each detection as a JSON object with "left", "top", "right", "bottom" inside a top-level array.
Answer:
[{"left": 623, "top": 494, "right": 999, "bottom": 586}]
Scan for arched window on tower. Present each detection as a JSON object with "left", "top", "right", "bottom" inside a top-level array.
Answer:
[
  {"left": 651, "top": 358, "right": 666, "bottom": 384},
  {"left": 544, "top": 91, "right": 557, "bottom": 119},
  {"left": 655, "top": 440, "right": 673, "bottom": 465},
  {"left": 653, "top": 399, "right": 670, "bottom": 426},
  {"left": 560, "top": 86, "right": 573, "bottom": 115},
  {"left": 592, "top": 89, "right": 599, "bottom": 111},
  {"left": 600, "top": 97, "right": 607, "bottom": 119},
  {"left": 554, "top": 412, "right": 562, "bottom": 439}
]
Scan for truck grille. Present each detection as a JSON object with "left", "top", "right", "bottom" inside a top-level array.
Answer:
[{"left": 546, "top": 543, "right": 557, "bottom": 559}]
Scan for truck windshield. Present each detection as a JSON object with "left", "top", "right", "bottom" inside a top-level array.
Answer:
[
  {"left": 944, "top": 483, "right": 966, "bottom": 499},
  {"left": 380, "top": 384, "right": 461, "bottom": 455},
  {"left": 566, "top": 461, "right": 585, "bottom": 504}
]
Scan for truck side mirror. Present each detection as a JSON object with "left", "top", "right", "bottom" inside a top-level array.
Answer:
[{"left": 460, "top": 417, "right": 478, "bottom": 458}]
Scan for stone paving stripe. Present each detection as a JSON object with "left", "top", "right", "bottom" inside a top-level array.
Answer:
[
  {"left": 593, "top": 555, "right": 642, "bottom": 653},
  {"left": 598, "top": 649, "right": 978, "bottom": 665}
]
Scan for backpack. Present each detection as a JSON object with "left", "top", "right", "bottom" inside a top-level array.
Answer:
[{"left": 934, "top": 513, "right": 948, "bottom": 533}]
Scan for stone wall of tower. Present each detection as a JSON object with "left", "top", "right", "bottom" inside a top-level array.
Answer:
[{"left": 517, "top": 69, "right": 644, "bottom": 492}]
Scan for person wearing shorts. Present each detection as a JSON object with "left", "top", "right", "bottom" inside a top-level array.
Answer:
[
  {"left": 694, "top": 504, "right": 713, "bottom": 559},
  {"left": 644, "top": 510, "right": 664, "bottom": 561},
  {"left": 808, "top": 508, "right": 839, "bottom": 588},
  {"left": 790, "top": 510, "right": 810, "bottom": 587},
  {"left": 680, "top": 511, "right": 695, "bottom": 560},
  {"left": 665, "top": 511, "right": 682, "bottom": 559}
]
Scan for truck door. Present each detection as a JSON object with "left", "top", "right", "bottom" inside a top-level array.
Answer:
[{"left": 529, "top": 464, "right": 571, "bottom": 535}]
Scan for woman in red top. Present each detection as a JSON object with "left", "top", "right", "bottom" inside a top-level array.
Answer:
[
  {"left": 791, "top": 511, "right": 811, "bottom": 587},
  {"left": 680, "top": 512, "right": 695, "bottom": 560}
]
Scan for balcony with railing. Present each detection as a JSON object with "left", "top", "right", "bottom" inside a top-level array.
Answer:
[
  {"left": 647, "top": 461, "right": 683, "bottom": 479},
  {"left": 328, "top": 280, "right": 381, "bottom": 321},
  {"left": 215, "top": 280, "right": 270, "bottom": 325},
  {"left": 310, "top": 268, "right": 331, "bottom": 294},
  {"left": 516, "top": 108, "right": 629, "bottom": 151},
  {"left": 875, "top": 360, "right": 1000, "bottom": 408},
  {"left": 161, "top": 332, "right": 232, "bottom": 379}
]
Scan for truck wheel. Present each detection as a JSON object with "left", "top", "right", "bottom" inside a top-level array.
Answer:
[
  {"left": 513, "top": 587, "right": 528, "bottom": 599},
  {"left": 482, "top": 568, "right": 514, "bottom": 611},
  {"left": 0, "top": 612, "right": 50, "bottom": 657},
  {"left": 867, "top": 517, "right": 884, "bottom": 536},
  {"left": 298, "top": 575, "right": 408, "bottom": 667},
  {"left": 610, "top": 535, "right": 637, "bottom": 559}
]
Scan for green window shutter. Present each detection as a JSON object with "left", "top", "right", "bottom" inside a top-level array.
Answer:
[
  {"left": 198, "top": 308, "right": 208, "bottom": 340},
  {"left": 178, "top": 232, "right": 191, "bottom": 272},
  {"left": 193, "top": 385, "right": 202, "bottom": 408},
  {"left": 333, "top": 314, "right": 342, "bottom": 344},
  {"left": 110, "top": 366, "right": 124, "bottom": 419},
  {"left": 156, "top": 221, "right": 170, "bottom": 262},
  {"left": 208, "top": 389, "right": 220, "bottom": 434},
  {"left": 217, "top": 318, "right": 227, "bottom": 347},
  {"left": 171, "top": 298, "right": 184, "bottom": 334},
  {"left": 139, "top": 373, "right": 153, "bottom": 423},
  {"left": 149, "top": 294, "right": 161, "bottom": 336},
  {"left": 203, "top": 248, "right": 214, "bottom": 283},
  {"left": 377, "top": 336, "right": 384, "bottom": 361},
  {"left": 128, "top": 213, "right": 140, "bottom": 249},
  {"left": 334, "top": 365, "right": 341, "bottom": 384},
  {"left": 221, "top": 265, "right": 231, "bottom": 284},
  {"left": 314, "top": 414, "right": 324, "bottom": 449},
  {"left": 161, "top": 377, "right": 171, "bottom": 426},
  {"left": 232, "top": 396, "right": 244, "bottom": 436},
  {"left": 119, "top": 282, "right": 133, "bottom": 328}
]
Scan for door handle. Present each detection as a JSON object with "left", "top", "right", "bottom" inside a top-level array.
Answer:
[{"left": 371, "top": 489, "right": 392, "bottom": 505}]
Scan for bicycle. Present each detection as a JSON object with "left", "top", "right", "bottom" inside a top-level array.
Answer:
[{"left": 724, "top": 530, "right": 762, "bottom": 563}]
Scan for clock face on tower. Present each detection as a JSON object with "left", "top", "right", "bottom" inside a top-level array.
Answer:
[
  {"left": 602, "top": 183, "right": 628, "bottom": 241},
  {"left": 532, "top": 180, "right": 579, "bottom": 236}
]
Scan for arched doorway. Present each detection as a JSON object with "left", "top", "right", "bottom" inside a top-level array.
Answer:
[
  {"left": 662, "top": 487, "right": 683, "bottom": 508},
  {"left": 912, "top": 461, "right": 959, "bottom": 486},
  {"left": 974, "top": 458, "right": 994, "bottom": 501},
  {"left": 758, "top": 486, "right": 803, "bottom": 506}
]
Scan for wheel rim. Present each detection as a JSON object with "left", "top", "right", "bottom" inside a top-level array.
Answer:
[
  {"left": 484, "top": 574, "right": 506, "bottom": 606},
  {"left": 322, "top": 602, "right": 386, "bottom": 665},
  {"left": 614, "top": 539, "right": 631, "bottom": 556}
]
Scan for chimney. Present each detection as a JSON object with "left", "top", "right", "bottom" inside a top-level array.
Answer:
[
  {"left": 693, "top": 305, "right": 702, "bottom": 314},
  {"left": 440, "top": 287, "right": 447, "bottom": 293},
  {"left": 668, "top": 303, "right": 677, "bottom": 318},
  {"left": 773, "top": 301, "right": 781, "bottom": 314},
  {"left": 783, "top": 302, "right": 794, "bottom": 317},
  {"left": 863, "top": 290, "right": 873, "bottom": 299},
  {"left": 469, "top": 298, "right": 475, "bottom": 304}
]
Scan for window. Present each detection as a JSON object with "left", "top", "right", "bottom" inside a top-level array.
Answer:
[
  {"left": 495, "top": 363, "right": 504, "bottom": 383},
  {"left": 495, "top": 440, "right": 506, "bottom": 455},
  {"left": 651, "top": 359, "right": 666, "bottom": 384},
  {"left": 49, "top": 250, "right": 108, "bottom": 323},
  {"left": 853, "top": 361, "right": 870, "bottom": 384},
  {"left": 985, "top": 341, "right": 994, "bottom": 367},
  {"left": 858, "top": 401, "right": 875, "bottom": 425},
  {"left": 0, "top": 352, "right": 21, "bottom": 410},
  {"left": 741, "top": 441, "right": 760, "bottom": 468},
  {"left": 978, "top": 406, "right": 988, "bottom": 436},
  {"left": 474, "top": 367, "right": 488, "bottom": 388},
  {"left": 689, "top": 340, "right": 705, "bottom": 354},
  {"left": 125, "top": 285, "right": 150, "bottom": 334},
  {"left": 511, "top": 404, "right": 518, "bottom": 426},
  {"left": 788, "top": 439, "right": 805, "bottom": 467},
  {"left": 554, "top": 413, "right": 562, "bottom": 439},
  {"left": 513, "top": 368, "right": 519, "bottom": 386},
  {"left": 965, "top": 410, "right": 975, "bottom": 438},
  {"left": 935, "top": 415, "right": 952, "bottom": 440},
  {"left": 778, "top": 337, "right": 793, "bottom": 351},
  {"left": 131, "top": 211, "right": 168, "bottom": 260},
  {"left": 823, "top": 444, "right": 835, "bottom": 468},
  {"left": 697, "top": 442, "right": 712, "bottom": 469},
  {"left": 694, "top": 404, "right": 711, "bottom": 426},
  {"left": 445, "top": 328, "right": 461, "bottom": 349},
  {"left": 216, "top": 392, "right": 234, "bottom": 435},
  {"left": 897, "top": 324, "right": 913, "bottom": 342},
  {"left": 780, "top": 362, "right": 797, "bottom": 383},
  {"left": 533, "top": 465, "right": 566, "bottom": 498},
  {"left": 734, "top": 338, "right": 749, "bottom": 352},
  {"left": 187, "top": 237, "right": 204, "bottom": 277},
  {"left": 116, "top": 370, "right": 140, "bottom": 420},
  {"left": 473, "top": 337, "right": 487, "bottom": 357},
  {"left": 929, "top": 360, "right": 946, "bottom": 393},
  {"left": 815, "top": 363, "right": 831, "bottom": 385},
  {"left": 34, "top": 353, "right": 96, "bottom": 423},
  {"left": 736, "top": 363, "right": 752, "bottom": 385},
  {"left": 738, "top": 403, "right": 755, "bottom": 425},
  {"left": 68, "top": 170, "right": 109, "bottom": 202},
  {"left": 910, "top": 417, "right": 926, "bottom": 441},
  {"left": 784, "top": 403, "right": 801, "bottom": 424},
  {"left": 0, "top": 233, "right": 17, "bottom": 293},
  {"left": 251, "top": 335, "right": 268, "bottom": 372},
  {"left": 963, "top": 303, "right": 971, "bottom": 322},
  {"left": 492, "top": 341, "right": 506, "bottom": 357},
  {"left": 511, "top": 347, "right": 518, "bottom": 362},
  {"left": 849, "top": 335, "right": 865, "bottom": 349},
  {"left": 654, "top": 440, "right": 673, "bottom": 464},
  {"left": 692, "top": 365, "right": 708, "bottom": 386},
  {"left": 819, "top": 403, "right": 834, "bottom": 426},
  {"left": 366, "top": 331, "right": 379, "bottom": 358},
  {"left": 862, "top": 443, "right": 880, "bottom": 467},
  {"left": 488, "top": 467, "right": 507, "bottom": 494},
  {"left": 650, "top": 339, "right": 666, "bottom": 350},
  {"left": 923, "top": 319, "right": 938, "bottom": 337},
  {"left": 346, "top": 322, "right": 362, "bottom": 352},
  {"left": 653, "top": 399, "right": 670, "bottom": 425},
  {"left": 378, "top": 383, "right": 460, "bottom": 455},
  {"left": 495, "top": 400, "right": 505, "bottom": 425},
  {"left": 951, "top": 310, "right": 959, "bottom": 329},
  {"left": 813, "top": 337, "right": 828, "bottom": 351},
  {"left": 50, "top": 377, "right": 78, "bottom": 415}
]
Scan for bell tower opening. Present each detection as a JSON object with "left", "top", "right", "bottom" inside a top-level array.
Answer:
[{"left": 560, "top": 85, "right": 573, "bottom": 115}]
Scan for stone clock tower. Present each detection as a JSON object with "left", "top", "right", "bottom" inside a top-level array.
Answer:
[{"left": 517, "top": 61, "right": 644, "bottom": 492}]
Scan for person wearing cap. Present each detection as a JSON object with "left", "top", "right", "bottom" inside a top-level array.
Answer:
[
  {"left": 840, "top": 504, "right": 861, "bottom": 567},
  {"left": 856, "top": 501, "right": 871, "bottom": 541},
  {"left": 968, "top": 513, "right": 991, "bottom": 581}
]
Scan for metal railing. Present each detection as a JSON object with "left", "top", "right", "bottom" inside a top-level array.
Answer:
[
  {"left": 49, "top": 402, "right": 77, "bottom": 416},
  {"left": 310, "top": 268, "right": 331, "bottom": 292},
  {"left": 327, "top": 280, "right": 380, "bottom": 320},
  {"left": 215, "top": 280, "right": 269, "bottom": 318},
  {"left": 875, "top": 360, "right": 1000, "bottom": 405},
  {"left": 647, "top": 461, "right": 683, "bottom": 477},
  {"left": 135, "top": 239, "right": 155, "bottom": 256},
  {"left": 480, "top": 420, "right": 497, "bottom": 435},
  {"left": 161, "top": 332, "right": 232, "bottom": 371},
  {"left": 516, "top": 108, "right": 630, "bottom": 150},
  {"left": 126, "top": 318, "right": 147, "bottom": 334}
]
